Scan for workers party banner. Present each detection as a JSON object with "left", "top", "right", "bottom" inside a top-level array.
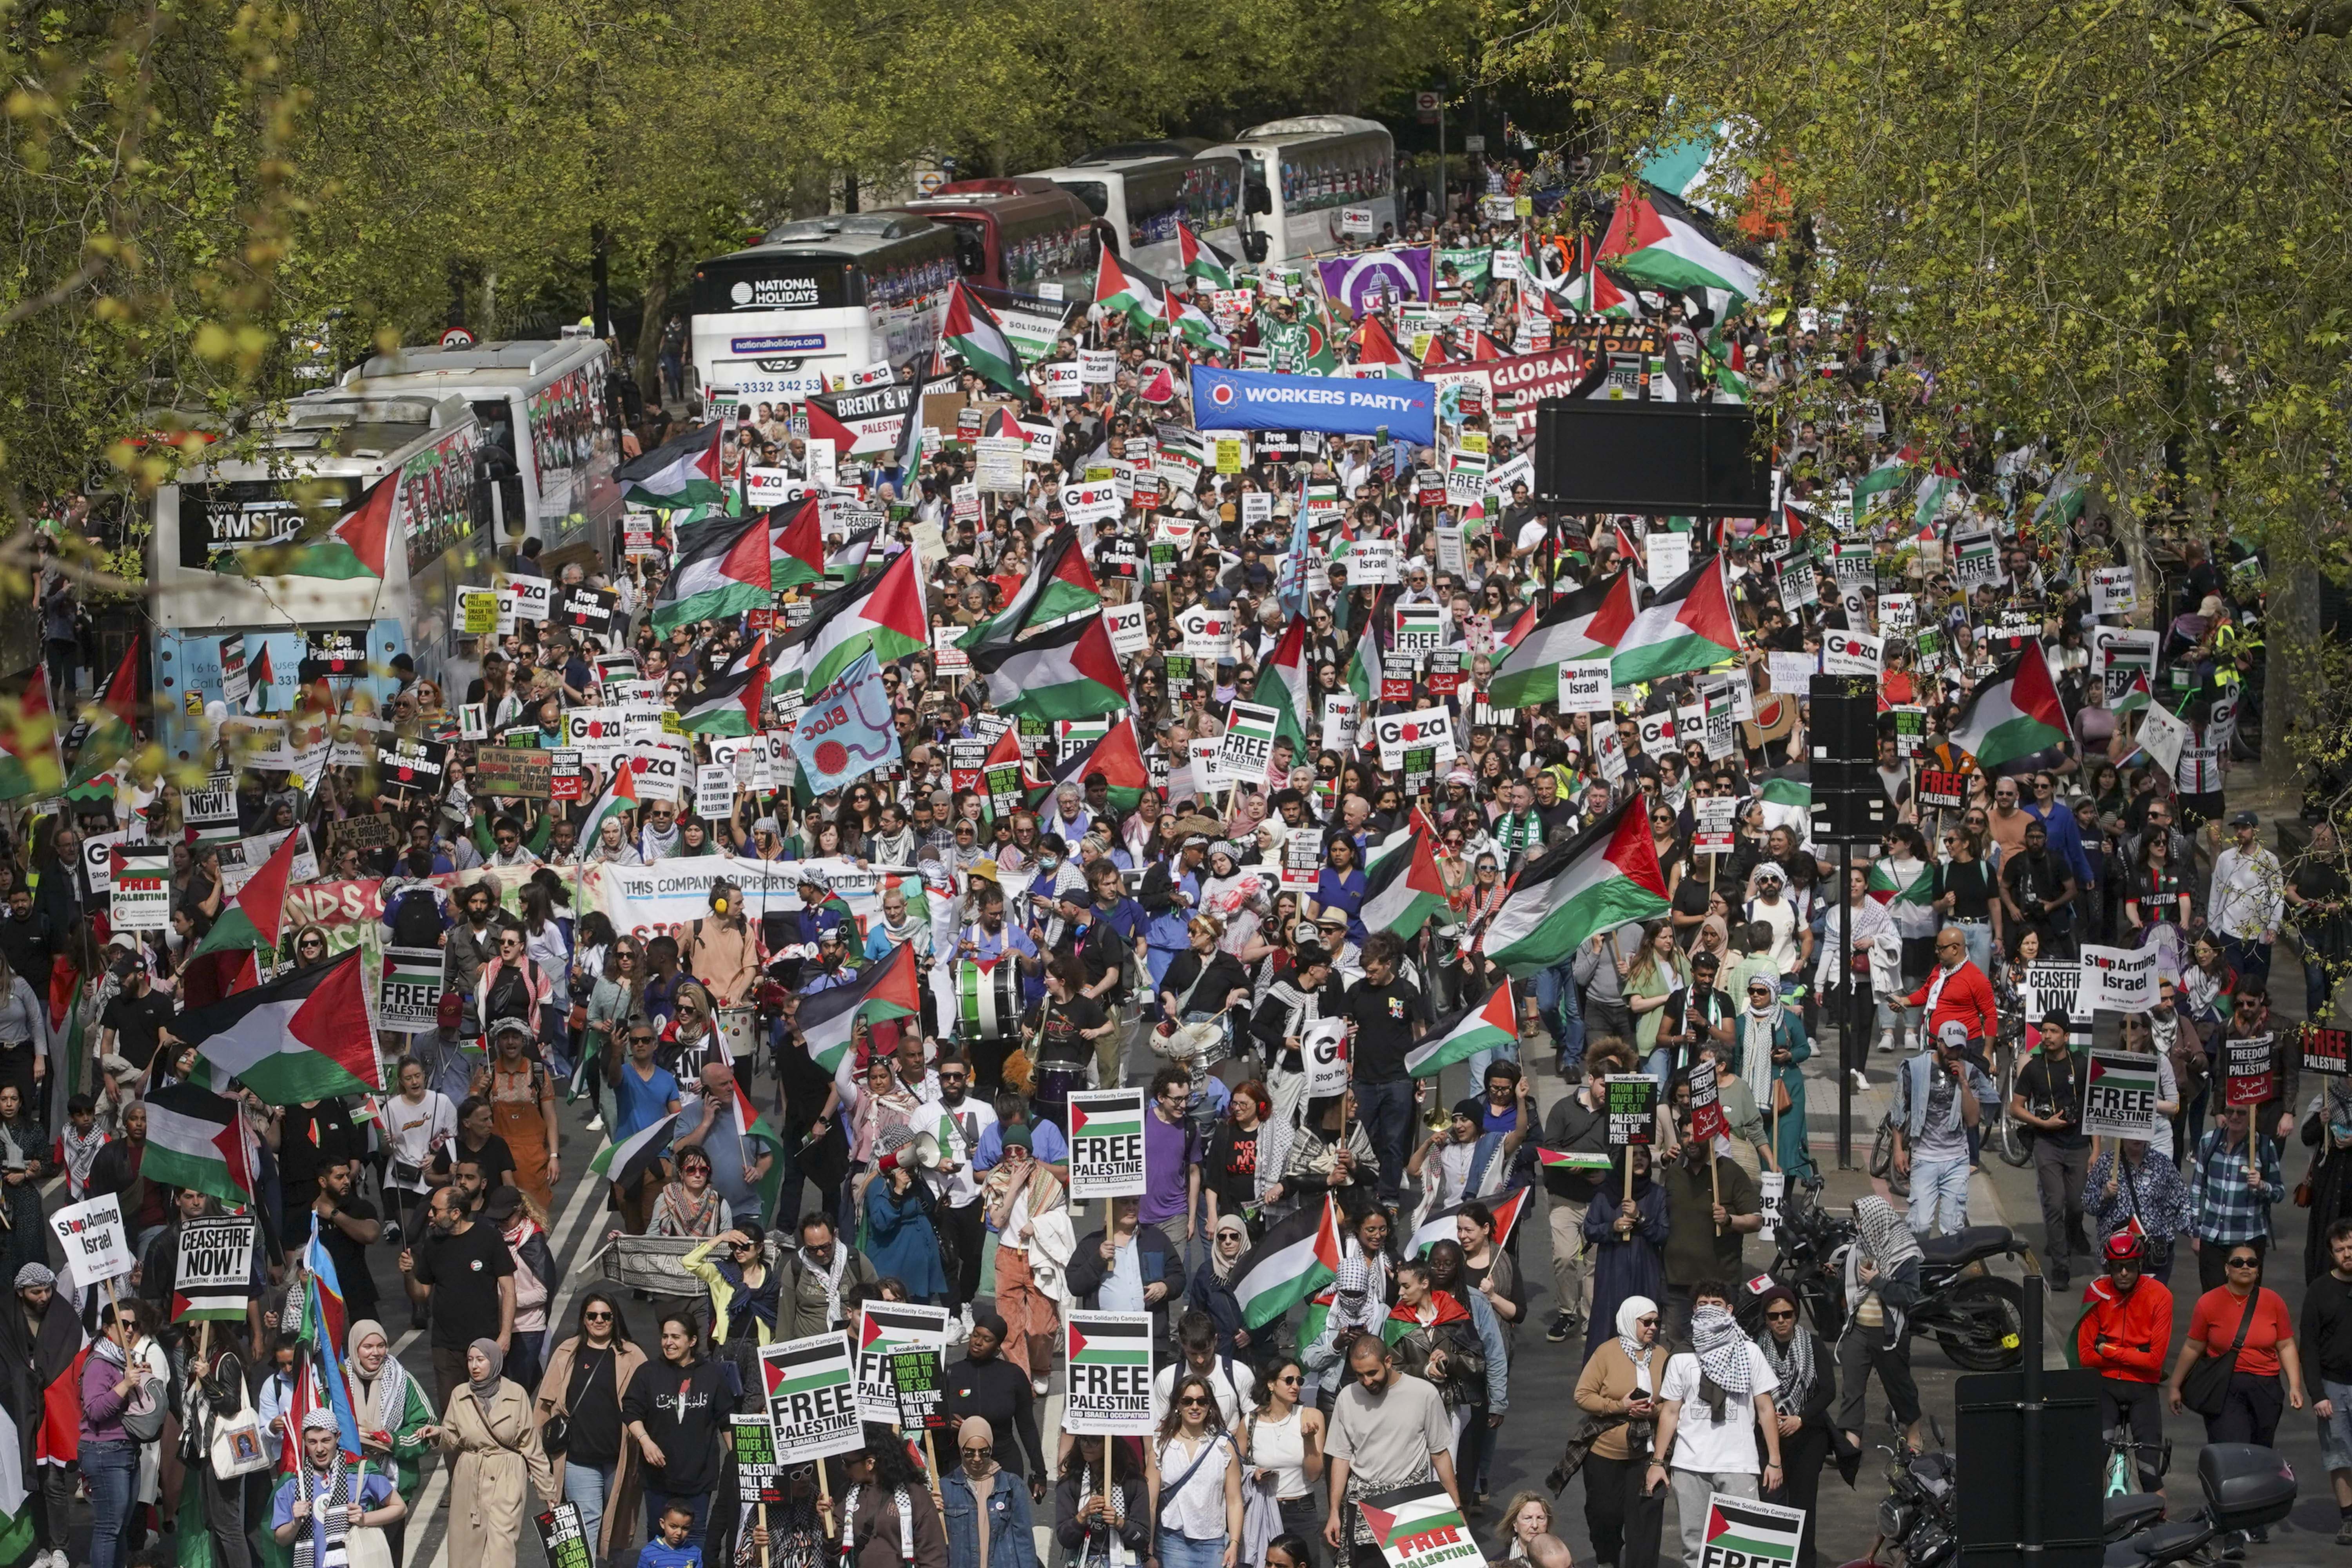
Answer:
[
  {"left": 1701, "top": 1494, "right": 1808, "bottom": 1568},
  {"left": 2080, "top": 1049, "right": 2162, "bottom": 1141},
  {"left": 1067, "top": 1087, "right": 1149, "bottom": 1199},
  {"left": 759, "top": 1333, "right": 864, "bottom": 1464},
  {"left": 1359, "top": 1479, "right": 1482, "bottom": 1568},
  {"left": 1190, "top": 366, "right": 1438, "bottom": 447},
  {"left": 1064, "top": 1312, "right": 1156, "bottom": 1436}
]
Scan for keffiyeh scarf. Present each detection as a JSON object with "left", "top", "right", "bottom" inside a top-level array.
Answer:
[
  {"left": 1690, "top": 1305, "right": 1753, "bottom": 1398},
  {"left": 799, "top": 1244, "right": 852, "bottom": 1328},
  {"left": 1756, "top": 1325, "right": 1815, "bottom": 1410}
]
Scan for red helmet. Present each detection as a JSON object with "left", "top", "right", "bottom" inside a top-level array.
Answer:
[{"left": 2102, "top": 1231, "right": 2144, "bottom": 1265}]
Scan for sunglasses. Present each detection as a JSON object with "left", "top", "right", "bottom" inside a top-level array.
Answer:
[
  {"left": 583, "top": 1309, "right": 614, "bottom": 1321},
  {"left": 1178, "top": 1396, "right": 1210, "bottom": 1407},
  {"left": 2227, "top": 1256, "right": 2261, "bottom": 1269},
  {"left": 960, "top": 1445, "right": 993, "bottom": 1457},
  {"left": 1763, "top": 1307, "right": 1797, "bottom": 1321}
]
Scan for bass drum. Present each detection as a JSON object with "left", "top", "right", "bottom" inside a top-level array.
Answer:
[
  {"left": 717, "top": 1005, "right": 759, "bottom": 1075},
  {"left": 956, "top": 960, "right": 1026, "bottom": 1089}
]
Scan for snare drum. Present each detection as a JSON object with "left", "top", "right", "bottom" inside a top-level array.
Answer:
[{"left": 718, "top": 1005, "right": 758, "bottom": 1068}]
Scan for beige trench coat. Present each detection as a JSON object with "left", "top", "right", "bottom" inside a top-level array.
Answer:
[
  {"left": 534, "top": 1334, "right": 650, "bottom": 1562},
  {"left": 439, "top": 1378, "right": 558, "bottom": 1568}
]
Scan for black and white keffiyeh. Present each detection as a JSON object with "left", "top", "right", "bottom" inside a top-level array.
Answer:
[{"left": 1690, "top": 1305, "right": 1753, "bottom": 1398}]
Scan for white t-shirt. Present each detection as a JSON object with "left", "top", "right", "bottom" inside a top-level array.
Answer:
[
  {"left": 1659, "top": 1346, "right": 1780, "bottom": 1474},
  {"left": 382, "top": 1090, "right": 457, "bottom": 1191},
  {"left": 1152, "top": 1357, "right": 1256, "bottom": 1427}
]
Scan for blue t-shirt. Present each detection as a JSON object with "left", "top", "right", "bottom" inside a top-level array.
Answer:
[
  {"left": 270, "top": 1470, "right": 398, "bottom": 1561},
  {"left": 975, "top": 1117, "right": 1070, "bottom": 1170},
  {"left": 639, "top": 1544, "right": 706, "bottom": 1568},
  {"left": 613, "top": 1062, "right": 682, "bottom": 1144}
]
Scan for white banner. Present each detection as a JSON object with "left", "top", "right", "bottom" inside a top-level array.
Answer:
[
  {"left": 1372, "top": 707, "right": 1457, "bottom": 770},
  {"left": 2080, "top": 943, "right": 2159, "bottom": 1014},
  {"left": 1821, "top": 628, "right": 1883, "bottom": 675},
  {"left": 1303, "top": 1018, "right": 1350, "bottom": 1096},
  {"left": 586, "top": 856, "right": 913, "bottom": 947},
  {"left": 1557, "top": 659, "right": 1613, "bottom": 714}
]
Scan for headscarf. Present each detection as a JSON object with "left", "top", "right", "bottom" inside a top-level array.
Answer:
[
  {"left": 13, "top": 1263, "right": 51, "bottom": 1290},
  {"left": 467, "top": 1337, "right": 506, "bottom": 1406},
  {"left": 1691, "top": 1304, "right": 1753, "bottom": 1400},
  {"left": 1613, "top": 1294, "right": 1658, "bottom": 1389},
  {"left": 345, "top": 1318, "right": 412, "bottom": 1434},
  {"left": 1210, "top": 1216, "right": 1247, "bottom": 1283},
  {"left": 1853, "top": 1195, "right": 1924, "bottom": 1272},
  {"left": 958, "top": 1415, "right": 997, "bottom": 1476},
  {"left": 1739, "top": 983, "right": 1783, "bottom": 1091},
  {"left": 1750, "top": 1285, "right": 1815, "bottom": 1408}
]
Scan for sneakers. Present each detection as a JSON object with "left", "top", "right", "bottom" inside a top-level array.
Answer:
[
  {"left": 1876, "top": 1034, "right": 1896, "bottom": 1054},
  {"left": 1546, "top": 1311, "right": 1573, "bottom": 1344},
  {"left": 1032, "top": 1375, "right": 1051, "bottom": 1397},
  {"left": 584, "top": 1113, "right": 605, "bottom": 1132},
  {"left": 2335, "top": 1521, "right": 2352, "bottom": 1546},
  {"left": 1849, "top": 1069, "right": 1871, "bottom": 1094}
]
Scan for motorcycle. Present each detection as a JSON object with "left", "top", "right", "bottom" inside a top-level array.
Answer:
[
  {"left": 1838, "top": 1415, "right": 1958, "bottom": 1568},
  {"left": 1742, "top": 1174, "right": 2032, "bottom": 1372}
]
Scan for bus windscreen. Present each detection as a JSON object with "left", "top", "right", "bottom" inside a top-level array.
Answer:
[
  {"left": 177, "top": 478, "right": 365, "bottom": 572},
  {"left": 691, "top": 254, "right": 859, "bottom": 315}
]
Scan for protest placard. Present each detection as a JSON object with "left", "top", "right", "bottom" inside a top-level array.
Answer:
[
  {"left": 2225, "top": 1033, "right": 2276, "bottom": 1106},
  {"left": 2305, "top": 1024, "right": 2350, "bottom": 1077},
  {"left": 1915, "top": 767, "right": 1971, "bottom": 811},
  {"left": 378, "top": 946, "right": 445, "bottom": 1033},
  {"left": 1606, "top": 1076, "right": 1657, "bottom": 1145},
  {"left": 731, "top": 1414, "right": 786, "bottom": 1503},
  {"left": 888, "top": 1343, "right": 948, "bottom": 1430},
  {"left": 1064, "top": 1311, "right": 1156, "bottom": 1435},
  {"left": 1348, "top": 538, "right": 1401, "bottom": 585},
  {"left": 759, "top": 1333, "right": 865, "bottom": 1462},
  {"left": 110, "top": 847, "right": 172, "bottom": 931},
  {"left": 2079, "top": 943, "right": 2158, "bottom": 1013},
  {"left": 534, "top": 1505, "right": 596, "bottom": 1568},
  {"left": 1688, "top": 1060, "right": 1728, "bottom": 1143},
  {"left": 172, "top": 1215, "right": 255, "bottom": 1321},
  {"left": 1699, "top": 1495, "right": 1806, "bottom": 1568},
  {"left": 51, "top": 1192, "right": 132, "bottom": 1291},
  {"left": 1372, "top": 708, "right": 1456, "bottom": 771},
  {"left": 1691, "top": 798, "right": 1738, "bottom": 855},
  {"left": 1757, "top": 1170, "right": 1786, "bottom": 1243},
  {"left": 1557, "top": 659, "right": 1612, "bottom": 714},
  {"left": 2081, "top": 1050, "right": 2162, "bottom": 1140},
  {"left": 1303, "top": 1019, "right": 1350, "bottom": 1097},
  {"left": 1068, "top": 1087, "right": 1148, "bottom": 1198},
  {"left": 1358, "top": 1479, "right": 1484, "bottom": 1568},
  {"left": 474, "top": 746, "right": 553, "bottom": 799},
  {"left": 2092, "top": 566, "right": 2137, "bottom": 615},
  {"left": 1104, "top": 601, "right": 1151, "bottom": 658},
  {"left": 852, "top": 1304, "right": 951, "bottom": 1425}
]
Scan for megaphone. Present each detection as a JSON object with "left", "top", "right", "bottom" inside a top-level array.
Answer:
[{"left": 875, "top": 1131, "right": 944, "bottom": 1177}]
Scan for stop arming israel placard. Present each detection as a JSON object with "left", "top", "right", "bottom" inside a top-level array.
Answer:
[
  {"left": 759, "top": 1332, "right": 864, "bottom": 1463},
  {"left": 50, "top": 1192, "right": 132, "bottom": 1292},
  {"left": 1068, "top": 1087, "right": 1148, "bottom": 1199},
  {"left": 1359, "top": 1478, "right": 1482, "bottom": 1568},
  {"left": 2078, "top": 944, "right": 2158, "bottom": 1014},
  {"left": 1700, "top": 1493, "right": 1807, "bottom": 1568},
  {"left": 174, "top": 1215, "right": 256, "bottom": 1321},
  {"left": 1064, "top": 1311, "right": 1156, "bottom": 1435},
  {"left": 2081, "top": 1050, "right": 2162, "bottom": 1141}
]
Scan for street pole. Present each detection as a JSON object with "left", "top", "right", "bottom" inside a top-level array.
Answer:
[
  {"left": 2020, "top": 1270, "right": 2047, "bottom": 1558},
  {"left": 1838, "top": 837, "right": 1853, "bottom": 1168},
  {"left": 1437, "top": 100, "right": 1448, "bottom": 230}
]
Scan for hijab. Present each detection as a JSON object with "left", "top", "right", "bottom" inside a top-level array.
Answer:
[
  {"left": 345, "top": 1319, "right": 412, "bottom": 1434},
  {"left": 1613, "top": 1294, "right": 1658, "bottom": 1390},
  {"left": 1210, "top": 1217, "right": 1247, "bottom": 1283},
  {"left": 467, "top": 1336, "right": 506, "bottom": 1406}
]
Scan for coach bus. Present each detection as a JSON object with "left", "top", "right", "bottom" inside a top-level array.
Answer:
[
  {"left": 148, "top": 390, "right": 487, "bottom": 759},
  {"left": 898, "top": 179, "right": 1100, "bottom": 298},
  {"left": 1198, "top": 115, "right": 1398, "bottom": 265},
  {"left": 688, "top": 214, "right": 957, "bottom": 406},
  {"left": 330, "top": 336, "right": 621, "bottom": 561},
  {"left": 1020, "top": 143, "right": 1244, "bottom": 279}
]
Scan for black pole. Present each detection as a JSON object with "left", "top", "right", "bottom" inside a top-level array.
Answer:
[
  {"left": 1838, "top": 837, "right": 1853, "bottom": 1169},
  {"left": 592, "top": 223, "right": 612, "bottom": 342},
  {"left": 2021, "top": 1270, "right": 2046, "bottom": 1559}
]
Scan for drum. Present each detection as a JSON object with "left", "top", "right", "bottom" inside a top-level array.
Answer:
[
  {"left": 956, "top": 960, "right": 1024, "bottom": 1043},
  {"left": 718, "top": 1005, "right": 758, "bottom": 1072}
]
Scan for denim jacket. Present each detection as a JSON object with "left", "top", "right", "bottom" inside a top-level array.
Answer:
[{"left": 944, "top": 1466, "right": 1040, "bottom": 1568}]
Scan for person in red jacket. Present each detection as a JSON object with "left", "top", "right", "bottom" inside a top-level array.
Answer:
[
  {"left": 1904, "top": 927, "right": 1999, "bottom": 1046},
  {"left": 2077, "top": 1232, "right": 2173, "bottom": 1489}
]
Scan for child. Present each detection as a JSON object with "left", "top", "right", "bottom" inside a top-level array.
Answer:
[
  {"left": 638, "top": 1502, "right": 704, "bottom": 1568},
  {"left": 51, "top": 1093, "right": 105, "bottom": 1202}
]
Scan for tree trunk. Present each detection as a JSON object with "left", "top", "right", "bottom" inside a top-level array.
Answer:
[
  {"left": 2263, "top": 545, "right": 2317, "bottom": 793},
  {"left": 635, "top": 248, "right": 673, "bottom": 410}
]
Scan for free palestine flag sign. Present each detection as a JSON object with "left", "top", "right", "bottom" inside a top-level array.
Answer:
[
  {"left": 1703, "top": 1494, "right": 1808, "bottom": 1568},
  {"left": 2081, "top": 1048, "right": 2162, "bottom": 1140},
  {"left": 1067, "top": 1088, "right": 1147, "bottom": 1200},
  {"left": 1356, "top": 1479, "right": 1482, "bottom": 1568},
  {"left": 1064, "top": 1312, "right": 1156, "bottom": 1435},
  {"left": 758, "top": 1333, "right": 864, "bottom": 1464},
  {"left": 853, "top": 1302, "right": 951, "bottom": 1425}
]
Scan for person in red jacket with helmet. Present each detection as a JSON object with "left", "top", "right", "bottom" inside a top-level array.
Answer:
[{"left": 2077, "top": 1232, "right": 2174, "bottom": 1490}]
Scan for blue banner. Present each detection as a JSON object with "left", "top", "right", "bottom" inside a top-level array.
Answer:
[
  {"left": 791, "top": 648, "right": 900, "bottom": 794},
  {"left": 1189, "top": 366, "right": 1438, "bottom": 448}
]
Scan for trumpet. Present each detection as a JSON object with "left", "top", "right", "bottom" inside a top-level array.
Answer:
[{"left": 1421, "top": 1099, "right": 1455, "bottom": 1134}]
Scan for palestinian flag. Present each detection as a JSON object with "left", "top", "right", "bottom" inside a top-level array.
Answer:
[
  {"left": 626, "top": 418, "right": 728, "bottom": 509},
  {"left": 1405, "top": 977, "right": 1517, "bottom": 1078},
  {"left": 243, "top": 642, "right": 276, "bottom": 714},
  {"left": 1867, "top": 856, "right": 1936, "bottom": 906},
  {"left": 1172, "top": 296, "right": 1230, "bottom": 352},
  {"left": 1357, "top": 1483, "right": 1471, "bottom": 1555},
  {"left": 0, "top": 666, "right": 59, "bottom": 802},
  {"left": 1361, "top": 832, "right": 1450, "bottom": 939},
  {"left": 970, "top": 613, "right": 1131, "bottom": 721},
  {"left": 1539, "top": 1147, "right": 1615, "bottom": 1174},
  {"left": 1251, "top": 615, "right": 1312, "bottom": 753},
  {"left": 1345, "top": 588, "right": 1388, "bottom": 706},
  {"left": 1850, "top": 450, "right": 1914, "bottom": 525},
  {"left": 189, "top": 825, "right": 301, "bottom": 966},
  {"left": 771, "top": 497, "right": 824, "bottom": 591},
  {"left": 1420, "top": 335, "right": 1454, "bottom": 367},
  {"left": 779, "top": 548, "right": 930, "bottom": 694},
  {"left": 1408, "top": 1186, "right": 1533, "bottom": 1256},
  {"left": 180, "top": 947, "right": 376, "bottom": 1105},
  {"left": 760, "top": 1334, "right": 855, "bottom": 1404},
  {"left": 957, "top": 526, "right": 1102, "bottom": 650},
  {"left": 1484, "top": 798, "right": 1671, "bottom": 976},
  {"left": 1562, "top": 265, "right": 1637, "bottom": 318},
  {"left": 0, "top": 1400, "right": 33, "bottom": 1566},
  {"left": 798, "top": 941, "right": 923, "bottom": 1073},
  {"left": 142, "top": 1081, "right": 260, "bottom": 1208},
  {"left": 943, "top": 281, "right": 1026, "bottom": 396},
  {"left": 588, "top": 1111, "right": 672, "bottom": 1190},
  {"left": 278, "top": 474, "right": 397, "bottom": 580},
  {"left": 1949, "top": 642, "right": 2069, "bottom": 776},
  {"left": 1178, "top": 221, "right": 1234, "bottom": 290},
  {"left": 653, "top": 511, "right": 773, "bottom": 631},
  {"left": 1756, "top": 775, "right": 1811, "bottom": 837},
  {"left": 578, "top": 761, "right": 639, "bottom": 849},
  {"left": 679, "top": 637, "right": 767, "bottom": 736},
  {"left": 1494, "top": 604, "right": 1535, "bottom": 651},
  {"left": 1352, "top": 316, "right": 1413, "bottom": 377},
  {"left": 1040, "top": 715, "right": 1151, "bottom": 813},
  {"left": 1914, "top": 465, "right": 1964, "bottom": 528},
  {"left": 67, "top": 636, "right": 141, "bottom": 790},
  {"left": 1094, "top": 249, "right": 1165, "bottom": 328},
  {"left": 1598, "top": 185, "right": 1762, "bottom": 300},
  {"left": 1610, "top": 554, "right": 1740, "bottom": 685},
  {"left": 2110, "top": 669, "right": 2152, "bottom": 717},
  {"left": 1468, "top": 329, "right": 1506, "bottom": 361},
  {"left": 1231, "top": 1195, "right": 1345, "bottom": 1330},
  {"left": 1489, "top": 571, "right": 1635, "bottom": 710}
]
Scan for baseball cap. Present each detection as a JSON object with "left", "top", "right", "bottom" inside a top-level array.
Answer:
[
  {"left": 2229, "top": 809, "right": 2258, "bottom": 828},
  {"left": 1936, "top": 1020, "right": 1970, "bottom": 1047}
]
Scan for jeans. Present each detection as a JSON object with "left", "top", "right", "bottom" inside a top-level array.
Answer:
[
  {"left": 1356, "top": 1077, "right": 1416, "bottom": 1206},
  {"left": 566, "top": 1458, "right": 618, "bottom": 1564},
  {"left": 1546, "top": 1194, "right": 1593, "bottom": 1338},
  {"left": 645, "top": 1488, "right": 712, "bottom": 1550},
  {"left": 2220, "top": 934, "right": 2272, "bottom": 989},
  {"left": 1956, "top": 921, "right": 1993, "bottom": 975},
  {"left": 1156, "top": 1529, "right": 1228, "bottom": 1568},
  {"left": 2318, "top": 1379, "right": 2352, "bottom": 1473},
  {"left": 508, "top": 1328, "right": 546, "bottom": 1395},
  {"left": 1535, "top": 959, "right": 1584, "bottom": 1069},
  {"left": 1466, "top": 1028, "right": 1519, "bottom": 1089},
  {"left": 1671, "top": 1469, "right": 1757, "bottom": 1567},
  {"left": 83, "top": 1437, "right": 138, "bottom": 1568},
  {"left": 1908, "top": 1151, "right": 1971, "bottom": 1236}
]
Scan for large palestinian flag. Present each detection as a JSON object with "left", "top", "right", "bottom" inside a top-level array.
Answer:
[
  {"left": 797, "top": 941, "right": 924, "bottom": 1073},
  {"left": 142, "top": 1082, "right": 259, "bottom": 1208},
  {"left": 1405, "top": 977, "right": 1517, "bottom": 1078},
  {"left": 1407, "top": 1186, "right": 1534, "bottom": 1256},
  {"left": 779, "top": 549, "right": 929, "bottom": 693},
  {"left": 588, "top": 1112, "right": 672, "bottom": 1191},
  {"left": 1483, "top": 798, "right": 1671, "bottom": 976},
  {"left": 189, "top": 825, "right": 301, "bottom": 977},
  {"left": 1094, "top": 250, "right": 1166, "bottom": 328},
  {"left": 67, "top": 637, "right": 140, "bottom": 790},
  {"left": 1231, "top": 1195, "right": 1344, "bottom": 1329},
  {"left": 178, "top": 947, "right": 377, "bottom": 1104},
  {"left": 1949, "top": 642, "right": 2069, "bottom": 777},
  {"left": 1038, "top": 715, "right": 1151, "bottom": 813},
  {"left": 1251, "top": 615, "right": 1312, "bottom": 753},
  {"left": 679, "top": 637, "right": 767, "bottom": 736},
  {"left": 1361, "top": 832, "right": 1450, "bottom": 939},
  {"left": 970, "top": 614, "right": 1131, "bottom": 721},
  {"left": 957, "top": 526, "right": 1102, "bottom": 650},
  {"left": 1610, "top": 553, "right": 1740, "bottom": 686},
  {"left": 771, "top": 497, "right": 824, "bottom": 591},
  {"left": 1598, "top": 185, "right": 1764, "bottom": 300},
  {"left": 1488, "top": 571, "right": 1635, "bottom": 710},
  {"left": 625, "top": 419, "right": 728, "bottom": 509},
  {"left": 652, "top": 511, "right": 773, "bottom": 631},
  {"left": 943, "top": 281, "right": 1026, "bottom": 396}
]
